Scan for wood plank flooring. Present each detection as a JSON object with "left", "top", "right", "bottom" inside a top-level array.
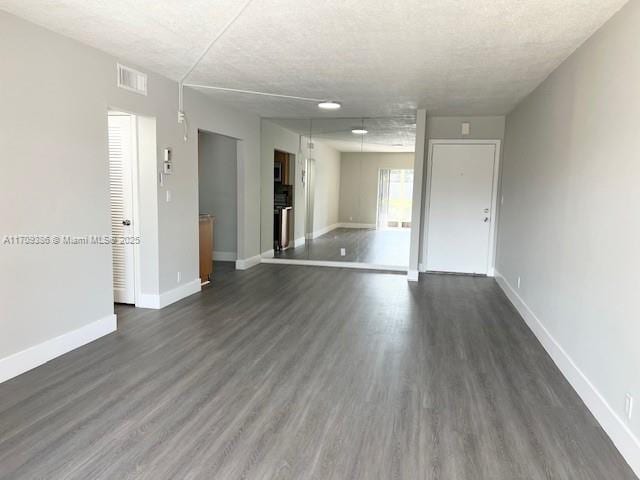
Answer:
[
  {"left": 274, "top": 227, "right": 410, "bottom": 266},
  {"left": 0, "top": 264, "right": 635, "bottom": 479}
]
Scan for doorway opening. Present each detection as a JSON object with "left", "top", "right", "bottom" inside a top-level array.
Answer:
[
  {"left": 107, "top": 111, "right": 138, "bottom": 304},
  {"left": 377, "top": 169, "right": 413, "bottom": 230},
  {"left": 197, "top": 130, "right": 239, "bottom": 283},
  {"left": 273, "top": 150, "right": 296, "bottom": 251}
]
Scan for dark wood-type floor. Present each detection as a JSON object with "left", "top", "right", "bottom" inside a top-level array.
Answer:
[
  {"left": 0, "top": 264, "right": 635, "bottom": 479},
  {"left": 274, "top": 227, "right": 410, "bottom": 266}
]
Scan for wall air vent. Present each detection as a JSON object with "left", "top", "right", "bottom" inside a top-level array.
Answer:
[{"left": 117, "top": 63, "right": 147, "bottom": 95}]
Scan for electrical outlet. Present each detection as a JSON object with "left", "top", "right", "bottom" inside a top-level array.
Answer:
[
  {"left": 349, "top": 216, "right": 353, "bottom": 221},
  {"left": 177, "top": 271, "right": 181, "bottom": 283},
  {"left": 517, "top": 276, "right": 521, "bottom": 289},
  {"left": 340, "top": 248, "right": 346, "bottom": 256},
  {"left": 625, "top": 394, "right": 633, "bottom": 420}
]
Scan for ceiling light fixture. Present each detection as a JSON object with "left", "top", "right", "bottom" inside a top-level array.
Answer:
[
  {"left": 352, "top": 128, "right": 368, "bottom": 135},
  {"left": 318, "top": 101, "right": 341, "bottom": 110}
]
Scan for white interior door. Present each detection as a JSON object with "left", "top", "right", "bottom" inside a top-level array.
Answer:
[
  {"left": 426, "top": 143, "right": 496, "bottom": 274},
  {"left": 108, "top": 113, "right": 135, "bottom": 304}
]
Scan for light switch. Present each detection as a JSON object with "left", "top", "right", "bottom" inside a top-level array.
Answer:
[{"left": 166, "top": 190, "right": 171, "bottom": 202}]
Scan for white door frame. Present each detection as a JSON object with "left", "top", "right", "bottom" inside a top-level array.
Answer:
[
  {"left": 130, "top": 115, "right": 141, "bottom": 304},
  {"left": 420, "top": 139, "right": 501, "bottom": 276},
  {"left": 107, "top": 110, "right": 141, "bottom": 304},
  {"left": 305, "top": 157, "right": 315, "bottom": 240}
]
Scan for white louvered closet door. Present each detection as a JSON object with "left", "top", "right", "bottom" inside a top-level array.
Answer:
[{"left": 108, "top": 114, "right": 135, "bottom": 304}]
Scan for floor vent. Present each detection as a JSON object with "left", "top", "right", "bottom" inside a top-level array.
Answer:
[{"left": 117, "top": 63, "right": 147, "bottom": 95}]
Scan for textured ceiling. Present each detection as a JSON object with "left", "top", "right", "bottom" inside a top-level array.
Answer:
[
  {"left": 268, "top": 117, "right": 416, "bottom": 153},
  {"left": 1, "top": 0, "right": 628, "bottom": 120}
]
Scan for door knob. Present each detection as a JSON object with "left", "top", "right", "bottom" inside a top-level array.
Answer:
[
  {"left": 484, "top": 217, "right": 489, "bottom": 223},
  {"left": 122, "top": 220, "right": 131, "bottom": 226}
]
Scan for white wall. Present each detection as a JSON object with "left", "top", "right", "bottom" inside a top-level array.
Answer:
[
  {"left": 198, "top": 131, "right": 237, "bottom": 257},
  {"left": 0, "top": 11, "right": 260, "bottom": 375},
  {"left": 497, "top": 1, "right": 640, "bottom": 474},
  {"left": 260, "top": 120, "right": 304, "bottom": 253},
  {"left": 339, "top": 152, "right": 414, "bottom": 225},
  {"left": 427, "top": 116, "right": 505, "bottom": 141},
  {"left": 308, "top": 139, "right": 341, "bottom": 235}
]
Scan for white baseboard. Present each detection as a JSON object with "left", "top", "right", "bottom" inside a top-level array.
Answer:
[
  {"left": 236, "top": 255, "right": 261, "bottom": 270},
  {"left": 407, "top": 270, "right": 419, "bottom": 282},
  {"left": 310, "top": 223, "right": 340, "bottom": 239},
  {"left": 261, "top": 249, "right": 274, "bottom": 258},
  {"left": 338, "top": 222, "right": 376, "bottom": 229},
  {"left": 136, "top": 278, "right": 201, "bottom": 309},
  {"left": 0, "top": 313, "right": 117, "bottom": 384},
  {"left": 260, "top": 257, "right": 407, "bottom": 273},
  {"left": 136, "top": 293, "right": 160, "bottom": 309},
  {"left": 213, "top": 251, "right": 237, "bottom": 261},
  {"left": 495, "top": 271, "right": 640, "bottom": 477},
  {"left": 294, "top": 237, "right": 306, "bottom": 248}
]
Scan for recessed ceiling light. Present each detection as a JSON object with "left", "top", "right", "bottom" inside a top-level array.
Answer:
[
  {"left": 351, "top": 129, "right": 368, "bottom": 135},
  {"left": 318, "top": 101, "right": 341, "bottom": 110}
]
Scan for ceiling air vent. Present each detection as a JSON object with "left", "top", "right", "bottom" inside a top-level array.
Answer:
[{"left": 117, "top": 63, "right": 147, "bottom": 95}]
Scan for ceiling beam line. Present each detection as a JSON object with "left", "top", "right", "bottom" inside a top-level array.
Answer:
[
  {"left": 182, "top": 83, "right": 326, "bottom": 103},
  {"left": 178, "top": 0, "right": 255, "bottom": 113},
  {"left": 179, "top": 0, "right": 256, "bottom": 84}
]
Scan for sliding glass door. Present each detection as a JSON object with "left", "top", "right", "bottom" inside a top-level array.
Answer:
[{"left": 377, "top": 169, "right": 413, "bottom": 230}]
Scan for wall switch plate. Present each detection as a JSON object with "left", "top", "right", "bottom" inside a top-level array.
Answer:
[
  {"left": 340, "top": 248, "right": 346, "bottom": 256},
  {"left": 517, "top": 276, "right": 521, "bottom": 289},
  {"left": 461, "top": 122, "right": 470, "bottom": 136},
  {"left": 166, "top": 190, "right": 171, "bottom": 202},
  {"left": 625, "top": 394, "right": 633, "bottom": 420},
  {"left": 177, "top": 271, "right": 181, "bottom": 283}
]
